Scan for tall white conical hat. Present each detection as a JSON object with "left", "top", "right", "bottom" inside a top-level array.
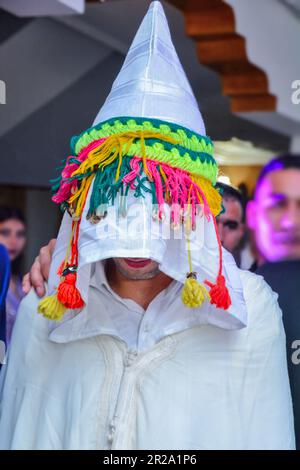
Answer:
[
  {"left": 93, "top": 1, "right": 206, "bottom": 135},
  {"left": 41, "top": 1, "right": 247, "bottom": 332}
]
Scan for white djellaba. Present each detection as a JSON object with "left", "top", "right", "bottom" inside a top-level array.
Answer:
[{"left": 0, "top": 1, "right": 295, "bottom": 450}]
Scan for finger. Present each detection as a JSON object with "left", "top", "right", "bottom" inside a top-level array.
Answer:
[
  {"left": 48, "top": 238, "right": 57, "bottom": 255},
  {"left": 39, "top": 245, "right": 53, "bottom": 282},
  {"left": 22, "top": 272, "right": 31, "bottom": 294},
  {"left": 30, "top": 256, "right": 46, "bottom": 297},
  {"left": 40, "top": 238, "right": 57, "bottom": 281}
]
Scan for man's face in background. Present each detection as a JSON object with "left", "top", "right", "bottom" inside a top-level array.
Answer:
[
  {"left": 247, "top": 168, "right": 300, "bottom": 262},
  {"left": 217, "top": 197, "right": 245, "bottom": 253}
]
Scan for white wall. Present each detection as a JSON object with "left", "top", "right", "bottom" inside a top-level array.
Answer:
[{"left": 225, "top": 0, "right": 300, "bottom": 128}]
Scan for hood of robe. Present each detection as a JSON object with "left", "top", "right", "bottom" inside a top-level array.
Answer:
[{"left": 40, "top": 1, "right": 247, "bottom": 331}]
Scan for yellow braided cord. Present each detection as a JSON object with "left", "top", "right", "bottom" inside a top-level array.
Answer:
[
  {"left": 186, "top": 184, "right": 193, "bottom": 273},
  {"left": 73, "top": 174, "right": 94, "bottom": 217},
  {"left": 140, "top": 131, "right": 151, "bottom": 178},
  {"left": 115, "top": 150, "right": 123, "bottom": 182},
  {"left": 159, "top": 165, "right": 170, "bottom": 202},
  {"left": 68, "top": 176, "right": 88, "bottom": 205}
]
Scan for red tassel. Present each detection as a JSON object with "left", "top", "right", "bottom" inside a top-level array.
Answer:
[
  {"left": 57, "top": 272, "right": 84, "bottom": 309},
  {"left": 205, "top": 274, "right": 231, "bottom": 310}
]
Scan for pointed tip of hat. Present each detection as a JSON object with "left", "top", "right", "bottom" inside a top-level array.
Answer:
[
  {"left": 150, "top": 0, "right": 166, "bottom": 14},
  {"left": 150, "top": 1, "right": 164, "bottom": 9},
  {"left": 93, "top": 0, "right": 206, "bottom": 135}
]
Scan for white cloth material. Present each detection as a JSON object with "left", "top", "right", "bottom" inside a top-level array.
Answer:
[
  {"left": 0, "top": 269, "right": 295, "bottom": 449},
  {"left": 48, "top": 185, "right": 248, "bottom": 331},
  {"left": 48, "top": 260, "right": 244, "bottom": 348},
  {"left": 93, "top": 1, "right": 206, "bottom": 135}
]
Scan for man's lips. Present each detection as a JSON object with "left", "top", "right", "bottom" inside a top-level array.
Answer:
[{"left": 124, "top": 258, "right": 152, "bottom": 268}]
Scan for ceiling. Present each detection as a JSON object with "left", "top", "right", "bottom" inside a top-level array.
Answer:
[{"left": 280, "top": 0, "right": 300, "bottom": 18}]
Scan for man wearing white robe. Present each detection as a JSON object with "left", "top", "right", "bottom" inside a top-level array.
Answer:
[
  {"left": 0, "top": 1, "right": 295, "bottom": 450},
  {"left": 0, "top": 256, "right": 295, "bottom": 449}
]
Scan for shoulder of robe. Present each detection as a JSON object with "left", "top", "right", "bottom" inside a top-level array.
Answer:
[
  {"left": 8, "top": 287, "right": 52, "bottom": 357},
  {"left": 1, "top": 287, "right": 54, "bottom": 386},
  {"left": 14, "top": 287, "right": 50, "bottom": 334},
  {"left": 238, "top": 269, "right": 283, "bottom": 342}
]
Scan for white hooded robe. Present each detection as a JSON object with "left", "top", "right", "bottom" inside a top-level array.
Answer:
[{"left": 0, "top": 267, "right": 295, "bottom": 450}]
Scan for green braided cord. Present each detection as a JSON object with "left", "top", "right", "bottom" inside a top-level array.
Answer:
[
  {"left": 122, "top": 140, "right": 217, "bottom": 184},
  {"left": 69, "top": 117, "right": 217, "bottom": 183},
  {"left": 71, "top": 117, "right": 213, "bottom": 155}
]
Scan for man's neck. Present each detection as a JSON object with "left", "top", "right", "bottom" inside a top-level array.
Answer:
[{"left": 105, "top": 260, "right": 174, "bottom": 310}]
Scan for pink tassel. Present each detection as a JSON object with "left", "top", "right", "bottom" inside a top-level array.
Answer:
[
  {"left": 122, "top": 158, "right": 141, "bottom": 189},
  {"left": 162, "top": 164, "right": 180, "bottom": 225},
  {"left": 53, "top": 138, "right": 107, "bottom": 204},
  {"left": 148, "top": 161, "right": 165, "bottom": 219}
]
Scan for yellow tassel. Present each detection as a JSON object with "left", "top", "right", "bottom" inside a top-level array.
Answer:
[
  {"left": 181, "top": 186, "right": 210, "bottom": 308},
  {"left": 181, "top": 273, "right": 210, "bottom": 308},
  {"left": 38, "top": 294, "right": 66, "bottom": 321},
  {"left": 191, "top": 175, "right": 222, "bottom": 217}
]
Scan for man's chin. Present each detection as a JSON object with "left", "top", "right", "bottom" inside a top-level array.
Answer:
[{"left": 114, "top": 259, "right": 161, "bottom": 280}]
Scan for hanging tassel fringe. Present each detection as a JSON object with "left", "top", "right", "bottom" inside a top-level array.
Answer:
[
  {"left": 181, "top": 273, "right": 210, "bottom": 308},
  {"left": 205, "top": 274, "right": 231, "bottom": 310},
  {"left": 38, "top": 217, "right": 85, "bottom": 320},
  {"left": 204, "top": 216, "right": 232, "bottom": 310},
  {"left": 38, "top": 294, "right": 66, "bottom": 321},
  {"left": 57, "top": 271, "right": 84, "bottom": 309},
  {"left": 81, "top": 156, "right": 220, "bottom": 224},
  {"left": 38, "top": 269, "right": 84, "bottom": 320},
  {"left": 181, "top": 187, "right": 210, "bottom": 309}
]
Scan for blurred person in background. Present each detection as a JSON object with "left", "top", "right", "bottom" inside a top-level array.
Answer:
[
  {"left": 247, "top": 154, "right": 300, "bottom": 448},
  {"left": 216, "top": 183, "right": 246, "bottom": 267},
  {"left": 247, "top": 154, "right": 300, "bottom": 267},
  {"left": 0, "top": 207, "right": 26, "bottom": 346},
  {"left": 0, "top": 244, "right": 10, "bottom": 369}
]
